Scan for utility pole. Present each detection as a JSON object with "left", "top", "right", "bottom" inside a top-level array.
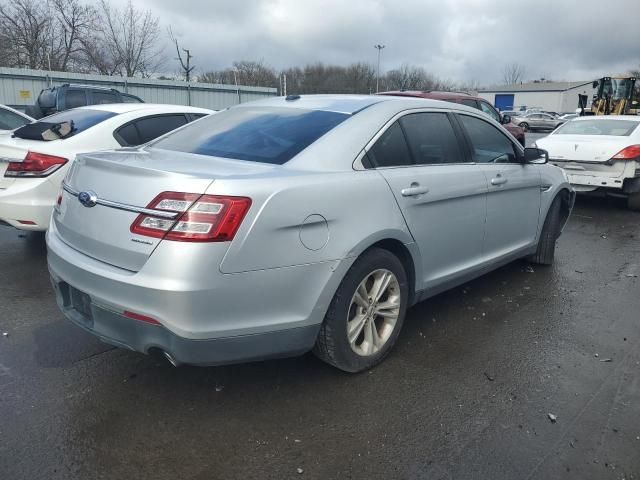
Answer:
[
  {"left": 181, "top": 48, "right": 194, "bottom": 82},
  {"left": 169, "top": 27, "right": 195, "bottom": 82},
  {"left": 374, "top": 44, "right": 385, "bottom": 93}
]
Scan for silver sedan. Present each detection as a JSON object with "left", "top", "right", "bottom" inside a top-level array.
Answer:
[
  {"left": 47, "top": 95, "right": 574, "bottom": 372},
  {"left": 513, "top": 112, "right": 564, "bottom": 132}
]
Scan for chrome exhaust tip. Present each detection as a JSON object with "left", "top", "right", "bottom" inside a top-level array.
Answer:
[{"left": 163, "top": 351, "right": 180, "bottom": 367}]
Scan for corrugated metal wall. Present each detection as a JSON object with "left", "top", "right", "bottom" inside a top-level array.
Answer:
[{"left": 0, "top": 67, "right": 278, "bottom": 110}]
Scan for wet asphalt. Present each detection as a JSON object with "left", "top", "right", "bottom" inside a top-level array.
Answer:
[{"left": 1, "top": 194, "right": 639, "bottom": 480}]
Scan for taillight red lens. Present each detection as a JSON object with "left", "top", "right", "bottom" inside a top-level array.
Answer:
[
  {"left": 612, "top": 144, "right": 640, "bottom": 160},
  {"left": 130, "top": 192, "right": 251, "bottom": 242},
  {"left": 5, "top": 151, "right": 68, "bottom": 177}
]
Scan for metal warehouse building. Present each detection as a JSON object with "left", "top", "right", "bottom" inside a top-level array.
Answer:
[
  {"left": 0, "top": 67, "right": 277, "bottom": 111},
  {"left": 477, "top": 80, "right": 596, "bottom": 113}
]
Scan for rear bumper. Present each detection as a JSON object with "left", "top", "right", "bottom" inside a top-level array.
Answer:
[
  {"left": 50, "top": 280, "right": 319, "bottom": 366},
  {"left": 566, "top": 173, "right": 625, "bottom": 192},
  {"left": 0, "top": 176, "right": 59, "bottom": 231},
  {"left": 46, "top": 220, "right": 353, "bottom": 365}
]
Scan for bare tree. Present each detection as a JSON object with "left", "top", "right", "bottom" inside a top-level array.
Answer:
[
  {"left": 48, "top": 0, "right": 96, "bottom": 72},
  {"left": 168, "top": 26, "right": 194, "bottom": 82},
  {"left": 200, "top": 60, "right": 277, "bottom": 88},
  {"left": 93, "top": 0, "right": 163, "bottom": 77},
  {"left": 0, "top": 0, "right": 49, "bottom": 69},
  {"left": 502, "top": 62, "right": 526, "bottom": 85}
]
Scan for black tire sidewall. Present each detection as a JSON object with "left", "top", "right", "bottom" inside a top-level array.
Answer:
[{"left": 325, "top": 248, "right": 409, "bottom": 372}]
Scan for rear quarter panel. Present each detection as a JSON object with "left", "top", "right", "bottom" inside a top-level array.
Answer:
[{"left": 213, "top": 169, "right": 413, "bottom": 273}]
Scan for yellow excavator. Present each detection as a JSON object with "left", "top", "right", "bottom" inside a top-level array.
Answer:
[{"left": 578, "top": 77, "right": 638, "bottom": 116}]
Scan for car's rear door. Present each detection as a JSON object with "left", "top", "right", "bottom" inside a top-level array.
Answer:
[
  {"left": 371, "top": 111, "right": 488, "bottom": 291},
  {"left": 456, "top": 113, "right": 541, "bottom": 260}
]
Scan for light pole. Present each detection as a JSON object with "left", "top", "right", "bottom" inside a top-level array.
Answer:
[{"left": 374, "top": 44, "right": 385, "bottom": 93}]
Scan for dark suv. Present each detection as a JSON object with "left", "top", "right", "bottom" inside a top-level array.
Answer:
[
  {"left": 26, "top": 84, "right": 144, "bottom": 119},
  {"left": 378, "top": 91, "right": 526, "bottom": 146}
]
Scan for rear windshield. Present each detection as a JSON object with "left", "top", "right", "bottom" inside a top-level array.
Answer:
[
  {"left": 152, "top": 107, "right": 349, "bottom": 164},
  {"left": 13, "top": 109, "right": 117, "bottom": 140},
  {"left": 554, "top": 119, "right": 639, "bottom": 136}
]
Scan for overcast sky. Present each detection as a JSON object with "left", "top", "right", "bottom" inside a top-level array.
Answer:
[{"left": 114, "top": 0, "right": 639, "bottom": 85}]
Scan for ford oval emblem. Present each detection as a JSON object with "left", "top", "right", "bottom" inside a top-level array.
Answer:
[{"left": 78, "top": 190, "right": 98, "bottom": 208}]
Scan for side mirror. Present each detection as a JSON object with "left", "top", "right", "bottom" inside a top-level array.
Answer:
[
  {"left": 523, "top": 147, "right": 548, "bottom": 164},
  {"left": 592, "top": 80, "right": 599, "bottom": 89},
  {"left": 501, "top": 114, "right": 511, "bottom": 124}
]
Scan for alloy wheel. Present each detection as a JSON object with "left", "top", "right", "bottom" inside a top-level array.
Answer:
[{"left": 347, "top": 269, "right": 401, "bottom": 356}]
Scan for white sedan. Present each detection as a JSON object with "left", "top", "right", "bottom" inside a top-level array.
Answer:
[
  {"left": 535, "top": 116, "right": 640, "bottom": 210},
  {"left": 0, "top": 103, "right": 213, "bottom": 230}
]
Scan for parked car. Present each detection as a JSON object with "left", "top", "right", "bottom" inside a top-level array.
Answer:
[
  {"left": 0, "top": 104, "right": 33, "bottom": 132},
  {"left": 25, "top": 83, "right": 144, "bottom": 119},
  {"left": 47, "top": 95, "right": 574, "bottom": 372},
  {"left": 512, "top": 112, "right": 564, "bottom": 132},
  {"left": 534, "top": 116, "right": 640, "bottom": 210},
  {"left": 0, "top": 104, "right": 213, "bottom": 230},
  {"left": 378, "top": 91, "right": 526, "bottom": 145},
  {"left": 558, "top": 113, "right": 579, "bottom": 121}
]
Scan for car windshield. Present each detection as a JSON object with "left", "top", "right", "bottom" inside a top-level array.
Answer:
[
  {"left": 554, "top": 119, "right": 639, "bottom": 136},
  {"left": 152, "top": 106, "right": 349, "bottom": 164},
  {"left": 13, "top": 109, "right": 117, "bottom": 140}
]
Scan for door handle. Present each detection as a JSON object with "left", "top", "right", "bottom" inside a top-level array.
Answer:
[
  {"left": 490, "top": 175, "right": 508, "bottom": 186},
  {"left": 401, "top": 183, "right": 429, "bottom": 197}
]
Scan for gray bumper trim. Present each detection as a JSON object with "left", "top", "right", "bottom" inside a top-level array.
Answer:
[{"left": 52, "top": 280, "right": 321, "bottom": 366}]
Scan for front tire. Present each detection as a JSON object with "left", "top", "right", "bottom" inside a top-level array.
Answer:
[
  {"left": 313, "top": 248, "right": 409, "bottom": 372},
  {"left": 529, "top": 196, "right": 562, "bottom": 265},
  {"left": 519, "top": 122, "right": 529, "bottom": 132}
]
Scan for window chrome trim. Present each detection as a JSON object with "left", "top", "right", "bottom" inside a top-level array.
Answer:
[{"left": 62, "top": 182, "right": 179, "bottom": 219}]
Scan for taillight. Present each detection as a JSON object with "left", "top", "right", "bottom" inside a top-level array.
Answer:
[
  {"left": 130, "top": 192, "right": 251, "bottom": 242},
  {"left": 4, "top": 151, "right": 68, "bottom": 177},
  {"left": 612, "top": 145, "right": 640, "bottom": 160}
]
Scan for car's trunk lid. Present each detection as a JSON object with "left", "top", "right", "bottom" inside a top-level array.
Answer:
[
  {"left": 541, "top": 134, "right": 633, "bottom": 179},
  {"left": 53, "top": 148, "right": 273, "bottom": 271}
]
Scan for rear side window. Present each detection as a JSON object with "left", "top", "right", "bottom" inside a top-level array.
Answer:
[
  {"left": 399, "top": 113, "right": 463, "bottom": 165},
  {"left": 92, "top": 91, "right": 119, "bottom": 105},
  {"left": 0, "top": 108, "right": 29, "bottom": 130},
  {"left": 461, "top": 99, "right": 479, "bottom": 109},
  {"left": 367, "top": 122, "right": 412, "bottom": 168},
  {"left": 115, "top": 123, "right": 140, "bottom": 146},
  {"left": 65, "top": 89, "right": 87, "bottom": 109},
  {"left": 135, "top": 114, "right": 188, "bottom": 144},
  {"left": 153, "top": 107, "right": 349, "bottom": 165},
  {"left": 458, "top": 114, "right": 517, "bottom": 163},
  {"left": 13, "top": 109, "right": 117, "bottom": 139}
]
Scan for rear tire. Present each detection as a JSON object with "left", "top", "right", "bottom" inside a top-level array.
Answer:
[
  {"left": 313, "top": 248, "right": 409, "bottom": 373},
  {"left": 627, "top": 192, "right": 640, "bottom": 211},
  {"left": 529, "top": 196, "right": 562, "bottom": 265}
]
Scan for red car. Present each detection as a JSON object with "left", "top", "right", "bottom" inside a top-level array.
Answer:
[{"left": 378, "top": 91, "right": 526, "bottom": 146}]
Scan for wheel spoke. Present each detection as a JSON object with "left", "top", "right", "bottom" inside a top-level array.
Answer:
[
  {"left": 352, "top": 288, "right": 369, "bottom": 308},
  {"left": 374, "top": 299, "right": 400, "bottom": 318},
  {"left": 371, "top": 271, "right": 392, "bottom": 303},
  {"left": 347, "top": 313, "right": 367, "bottom": 344},
  {"left": 370, "top": 320, "right": 382, "bottom": 350},
  {"left": 363, "top": 319, "right": 374, "bottom": 355}
]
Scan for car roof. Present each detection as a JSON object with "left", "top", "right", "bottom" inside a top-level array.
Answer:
[
  {"left": 378, "top": 90, "right": 482, "bottom": 102},
  {"left": 233, "top": 94, "right": 465, "bottom": 114},
  {"left": 71, "top": 103, "right": 215, "bottom": 115}
]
